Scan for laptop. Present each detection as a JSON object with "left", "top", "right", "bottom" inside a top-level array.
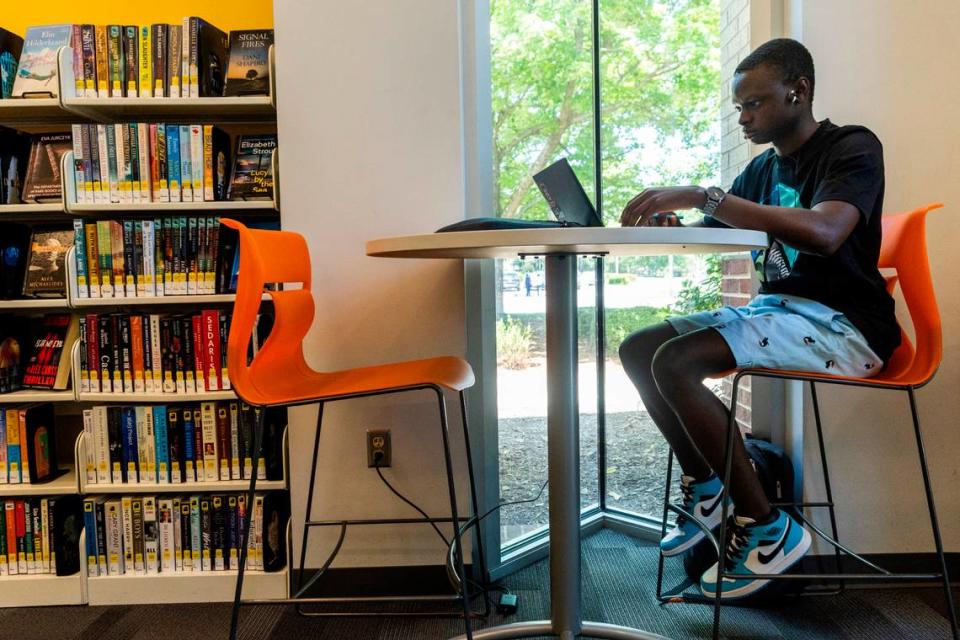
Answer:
[{"left": 436, "top": 158, "right": 604, "bottom": 232}]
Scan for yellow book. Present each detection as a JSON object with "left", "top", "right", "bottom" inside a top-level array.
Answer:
[{"left": 139, "top": 26, "right": 152, "bottom": 98}]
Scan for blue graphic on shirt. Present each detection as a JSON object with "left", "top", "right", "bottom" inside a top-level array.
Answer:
[{"left": 753, "top": 183, "right": 802, "bottom": 282}]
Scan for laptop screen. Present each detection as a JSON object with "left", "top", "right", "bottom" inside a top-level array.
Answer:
[{"left": 532, "top": 158, "right": 604, "bottom": 227}]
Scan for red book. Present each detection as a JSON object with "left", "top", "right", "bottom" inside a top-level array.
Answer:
[
  {"left": 15, "top": 500, "right": 26, "bottom": 569},
  {"left": 4, "top": 502, "right": 17, "bottom": 574},
  {"left": 86, "top": 313, "right": 100, "bottom": 392},
  {"left": 130, "top": 315, "right": 145, "bottom": 393},
  {"left": 191, "top": 315, "right": 204, "bottom": 392},
  {"left": 149, "top": 124, "right": 160, "bottom": 201},
  {"left": 201, "top": 310, "right": 220, "bottom": 391}
]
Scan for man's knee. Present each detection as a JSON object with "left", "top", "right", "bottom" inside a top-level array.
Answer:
[{"left": 619, "top": 322, "right": 677, "bottom": 372}]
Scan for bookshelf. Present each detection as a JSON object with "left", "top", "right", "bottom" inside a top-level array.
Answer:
[
  {"left": 0, "top": 34, "right": 287, "bottom": 607},
  {"left": 0, "top": 530, "right": 88, "bottom": 607}
]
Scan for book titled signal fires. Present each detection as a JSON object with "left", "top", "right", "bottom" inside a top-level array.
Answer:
[{"left": 223, "top": 29, "right": 272, "bottom": 97}]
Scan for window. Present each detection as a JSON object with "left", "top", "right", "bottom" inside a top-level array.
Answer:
[{"left": 490, "top": 0, "right": 721, "bottom": 551}]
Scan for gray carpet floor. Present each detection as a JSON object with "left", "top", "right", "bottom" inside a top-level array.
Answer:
[{"left": 2, "top": 529, "right": 956, "bottom": 639}]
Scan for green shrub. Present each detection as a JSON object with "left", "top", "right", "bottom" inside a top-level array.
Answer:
[{"left": 496, "top": 317, "right": 535, "bottom": 369}]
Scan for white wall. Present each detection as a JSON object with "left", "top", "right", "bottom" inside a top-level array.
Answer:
[
  {"left": 787, "top": 0, "right": 960, "bottom": 553},
  {"left": 273, "top": 1, "right": 476, "bottom": 567}
]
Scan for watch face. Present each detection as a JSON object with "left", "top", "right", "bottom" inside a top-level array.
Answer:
[{"left": 707, "top": 187, "right": 724, "bottom": 200}]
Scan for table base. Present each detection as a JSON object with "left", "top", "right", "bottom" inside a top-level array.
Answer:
[{"left": 449, "top": 620, "right": 671, "bottom": 639}]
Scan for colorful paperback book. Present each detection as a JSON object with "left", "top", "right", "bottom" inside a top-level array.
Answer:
[{"left": 12, "top": 25, "right": 72, "bottom": 98}]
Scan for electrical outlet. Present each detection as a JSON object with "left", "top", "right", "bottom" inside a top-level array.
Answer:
[{"left": 367, "top": 429, "right": 391, "bottom": 467}]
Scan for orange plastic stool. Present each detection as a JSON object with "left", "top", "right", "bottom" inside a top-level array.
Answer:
[
  {"left": 656, "top": 203, "right": 958, "bottom": 639},
  {"left": 222, "top": 219, "right": 486, "bottom": 640}
]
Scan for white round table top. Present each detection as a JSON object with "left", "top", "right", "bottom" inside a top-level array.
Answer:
[{"left": 366, "top": 226, "right": 768, "bottom": 259}]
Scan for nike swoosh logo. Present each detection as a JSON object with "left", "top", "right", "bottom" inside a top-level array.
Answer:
[
  {"left": 758, "top": 517, "right": 791, "bottom": 564},
  {"left": 699, "top": 493, "right": 723, "bottom": 518}
]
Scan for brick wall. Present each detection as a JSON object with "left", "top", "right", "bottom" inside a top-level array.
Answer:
[{"left": 719, "top": 0, "right": 757, "bottom": 428}]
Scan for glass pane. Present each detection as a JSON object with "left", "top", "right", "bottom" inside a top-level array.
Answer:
[
  {"left": 600, "top": 0, "right": 722, "bottom": 520},
  {"left": 491, "top": 0, "right": 596, "bottom": 550}
]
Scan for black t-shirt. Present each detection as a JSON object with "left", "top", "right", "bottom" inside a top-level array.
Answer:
[{"left": 705, "top": 120, "right": 900, "bottom": 363}]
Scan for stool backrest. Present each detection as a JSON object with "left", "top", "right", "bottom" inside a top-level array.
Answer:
[
  {"left": 221, "top": 218, "right": 315, "bottom": 405},
  {"left": 877, "top": 203, "right": 943, "bottom": 384}
]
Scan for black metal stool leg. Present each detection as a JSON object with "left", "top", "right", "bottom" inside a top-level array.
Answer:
[
  {"left": 809, "top": 381, "right": 844, "bottom": 594},
  {"left": 436, "top": 388, "right": 473, "bottom": 639},
  {"left": 713, "top": 373, "right": 743, "bottom": 640},
  {"left": 908, "top": 388, "right": 959, "bottom": 640},
  {"left": 655, "top": 450, "right": 675, "bottom": 601},
  {"left": 459, "top": 392, "right": 490, "bottom": 617},
  {"left": 229, "top": 405, "right": 265, "bottom": 640},
  {"left": 295, "top": 401, "right": 325, "bottom": 614}
]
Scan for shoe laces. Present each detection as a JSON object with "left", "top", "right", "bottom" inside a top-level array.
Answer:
[
  {"left": 674, "top": 481, "right": 696, "bottom": 526},
  {"left": 723, "top": 518, "right": 753, "bottom": 570}
]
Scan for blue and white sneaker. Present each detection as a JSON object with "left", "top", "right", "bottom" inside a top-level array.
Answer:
[
  {"left": 700, "top": 508, "right": 812, "bottom": 600},
  {"left": 660, "top": 474, "right": 728, "bottom": 557}
]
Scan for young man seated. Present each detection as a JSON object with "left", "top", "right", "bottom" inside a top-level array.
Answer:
[{"left": 618, "top": 38, "right": 899, "bottom": 600}]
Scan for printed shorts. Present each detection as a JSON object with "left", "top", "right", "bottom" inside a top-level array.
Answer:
[{"left": 666, "top": 294, "right": 883, "bottom": 377}]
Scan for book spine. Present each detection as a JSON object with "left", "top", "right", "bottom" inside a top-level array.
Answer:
[
  {"left": 95, "top": 25, "right": 110, "bottom": 98},
  {"left": 140, "top": 221, "right": 154, "bottom": 298},
  {"left": 167, "top": 24, "right": 182, "bottom": 98},
  {"left": 220, "top": 313, "right": 231, "bottom": 389},
  {"left": 92, "top": 405, "right": 109, "bottom": 484},
  {"left": 160, "top": 317, "right": 174, "bottom": 393},
  {"left": 189, "top": 496, "right": 201, "bottom": 571},
  {"left": 229, "top": 402, "right": 240, "bottom": 480},
  {"left": 179, "top": 125, "right": 193, "bottom": 202},
  {"left": 81, "top": 412, "right": 96, "bottom": 481},
  {"left": 203, "top": 125, "right": 214, "bottom": 200},
  {"left": 131, "top": 497, "right": 144, "bottom": 574},
  {"left": 227, "top": 495, "right": 238, "bottom": 569},
  {"left": 40, "top": 498, "right": 50, "bottom": 573},
  {"left": 127, "top": 123, "right": 140, "bottom": 203},
  {"left": 141, "top": 407, "right": 156, "bottom": 483},
  {"left": 149, "top": 124, "right": 160, "bottom": 202},
  {"left": 150, "top": 314, "right": 163, "bottom": 393},
  {"left": 190, "top": 125, "right": 204, "bottom": 198},
  {"left": 79, "top": 124, "right": 95, "bottom": 205},
  {"left": 216, "top": 403, "right": 230, "bottom": 481},
  {"left": 152, "top": 24, "right": 167, "bottom": 97},
  {"left": 132, "top": 218, "right": 143, "bottom": 295},
  {"left": 105, "top": 500, "right": 122, "bottom": 574},
  {"left": 16, "top": 410, "right": 28, "bottom": 484},
  {"left": 189, "top": 18, "right": 200, "bottom": 98},
  {"left": 81, "top": 25, "right": 97, "bottom": 98},
  {"left": 120, "top": 497, "right": 134, "bottom": 573},
  {"left": 176, "top": 408, "right": 191, "bottom": 479},
  {"left": 109, "top": 221, "right": 126, "bottom": 298},
  {"left": 71, "top": 124, "right": 86, "bottom": 205},
  {"left": 122, "top": 220, "right": 136, "bottom": 298},
  {"left": 5, "top": 409, "right": 19, "bottom": 484},
  {"left": 179, "top": 500, "right": 192, "bottom": 571},
  {"left": 83, "top": 499, "right": 99, "bottom": 576},
  {"left": 153, "top": 407, "right": 169, "bottom": 484},
  {"left": 78, "top": 316, "right": 89, "bottom": 394},
  {"left": 130, "top": 315, "right": 145, "bottom": 393},
  {"left": 122, "top": 26, "right": 137, "bottom": 97},
  {"left": 139, "top": 26, "right": 152, "bottom": 98},
  {"left": 71, "top": 25, "right": 84, "bottom": 97},
  {"left": 167, "top": 408, "right": 182, "bottom": 484},
  {"left": 94, "top": 500, "right": 107, "bottom": 574},
  {"left": 0, "top": 413, "right": 7, "bottom": 485},
  {"left": 73, "top": 218, "right": 89, "bottom": 299},
  {"left": 170, "top": 497, "right": 181, "bottom": 570},
  {"left": 117, "top": 123, "right": 132, "bottom": 204},
  {"left": 137, "top": 124, "right": 151, "bottom": 202},
  {"left": 121, "top": 407, "right": 138, "bottom": 483},
  {"left": 4, "top": 502, "right": 15, "bottom": 574},
  {"left": 172, "top": 316, "right": 186, "bottom": 393},
  {"left": 157, "top": 123, "right": 169, "bottom": 201},
  {"left": 107, "top": 25, "right": 124, "bottom": 97},
  {"left": 208, "top": 217, "right": 219, "bottom": 294},
  {"left": 143, "top": 496, "right": 160, "bottom": 574},
  {"left": 191, "top": 315, "right": 204, "bottom": 392},
  {"left": 105, "top": 124, "right": 119, "bottom": 203},
  {"left": 186, "top": 216, "right": 197, "bottom": 293},
  {"left": 200, "top": 402, "right": 219, "bottom": 481},
  {"left": 96, "top": 125, "right": 111, "bottom": 207},
  {"left": 200, "top": 496, "right": 212, "bottom": 571},
  {"left": 192, "top": 408, "right": 204, "bottom": 483},
  {"left": 156, "top": 218, "right": 167, "bottom": 295},
  {"left": 96, "top": 314, "right": 111, "bottom": 393},
  {"left": 158, "top": 499, "right": 174, "bottom": 572},
  {"left": 107, "top": 407, "right": 123, "bottom": 484},
  {"left": 166, "top": 124, "right": 181, "bottom": 203},
  {"left": 197, "top": 218, "right": 207, "bottom": 293}
]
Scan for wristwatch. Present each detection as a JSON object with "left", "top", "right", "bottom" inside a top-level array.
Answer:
[{"left": 702, "top": 186, "right": 726, "bottom": 216}]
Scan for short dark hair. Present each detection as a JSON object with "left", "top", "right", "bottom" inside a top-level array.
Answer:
[{"left": 735, "top": 38, "right": 815, "bottom": 101}]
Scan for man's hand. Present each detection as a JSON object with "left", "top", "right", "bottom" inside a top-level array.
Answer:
[{"left": 620, "top": 186, "right": 706, "bottom": 227}]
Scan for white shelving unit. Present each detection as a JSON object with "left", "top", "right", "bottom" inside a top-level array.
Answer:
[
  {"left": 0, "top": 529, "right": 88, "bottom": 607},
  {"left": 1, "top": 39, "right": 288, "bottom": 609}
]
